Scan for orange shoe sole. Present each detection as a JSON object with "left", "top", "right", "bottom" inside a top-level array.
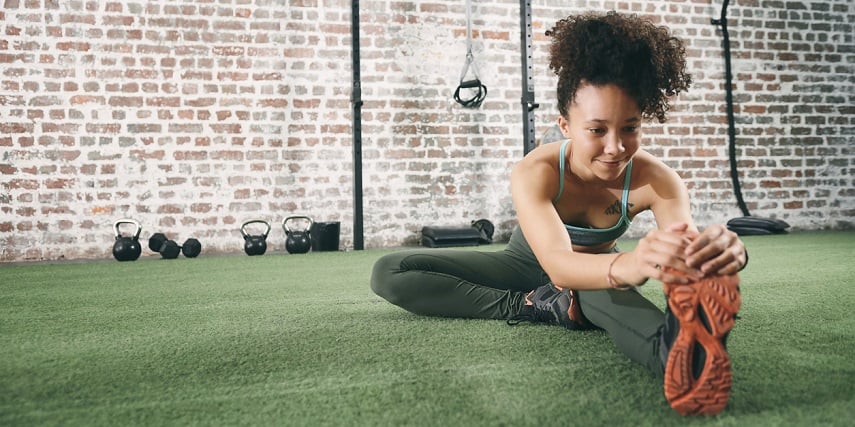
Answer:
[{"left": 662, "top": 269, "right": 741, "bottom": 416}]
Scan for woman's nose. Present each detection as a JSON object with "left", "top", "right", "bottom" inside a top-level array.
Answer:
[{"left": 603, "top": 133, "right": 625, "bottom": 155}]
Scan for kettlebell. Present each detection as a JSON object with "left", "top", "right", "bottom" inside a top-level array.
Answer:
[
  {"left": 112, "top": 219, "right": 142, "bottom": 261},
  {"left": 241, "top": 219, "right": 270, "bottom": 256},
  {"left": 283, "top": 216, "right": 313, "bottom": 254}
]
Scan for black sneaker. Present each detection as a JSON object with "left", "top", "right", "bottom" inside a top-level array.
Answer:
[
  {"left": 507, "top": 284, "right": 592, "bottom": 330},
  {"left": 661, "top": 268, "right": 741, "bottom": 416}
]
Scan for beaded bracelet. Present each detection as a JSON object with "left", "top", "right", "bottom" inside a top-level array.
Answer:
[{"left": 607, "top": 252, "right": 635, "bottom": 291}]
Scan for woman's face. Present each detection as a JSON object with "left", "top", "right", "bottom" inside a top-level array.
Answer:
[{"left": 558, "top": 82, "right": 642, "bottom": 183}]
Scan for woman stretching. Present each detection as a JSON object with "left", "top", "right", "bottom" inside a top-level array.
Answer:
[{"left": 371, "top": 11, "right": 747, "bottom": 416}]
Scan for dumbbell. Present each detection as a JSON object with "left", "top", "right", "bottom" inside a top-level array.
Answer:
[
  {"left": 181, "top": 238, "right": 202, "bottom": 258},
  {"left": 148, "top": 233, "right": 202, "bottom": 259}
]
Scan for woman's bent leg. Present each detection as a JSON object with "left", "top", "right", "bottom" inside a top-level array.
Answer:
[{"left": 371, "top": 249, "right": 546, "bottom": 320}]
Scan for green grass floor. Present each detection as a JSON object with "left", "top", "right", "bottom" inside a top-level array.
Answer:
[{"left": 2, "top": 231, "right": 854, "bottom": 426}]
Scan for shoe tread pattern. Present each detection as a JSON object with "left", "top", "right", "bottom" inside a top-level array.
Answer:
[{"left": 663, "top": 270, "right": 741, "bottom": 416}]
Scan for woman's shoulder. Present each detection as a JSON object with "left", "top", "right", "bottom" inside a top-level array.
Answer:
[
  {"left": 517, "top": 139, "right": 565, "bottom": 168},
  {"left": 512, "top": 140, "right": 564, "bottom": 195}
]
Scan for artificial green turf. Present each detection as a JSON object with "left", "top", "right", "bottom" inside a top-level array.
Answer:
[{"left": 1, "top": 231, "right": 853, "bottom": 426}]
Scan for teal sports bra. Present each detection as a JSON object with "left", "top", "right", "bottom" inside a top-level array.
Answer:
[{"left": 554, "top": 139, "right": 633, "bottom": 247}]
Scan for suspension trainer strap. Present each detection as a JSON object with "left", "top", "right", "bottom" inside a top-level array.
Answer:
[{"left": 454, "top": 0, "right": 487, "bottom": 108}]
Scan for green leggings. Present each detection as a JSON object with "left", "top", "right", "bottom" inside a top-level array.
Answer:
[{"left": 370, "top": 226, "right": 668, "bottom": 376}]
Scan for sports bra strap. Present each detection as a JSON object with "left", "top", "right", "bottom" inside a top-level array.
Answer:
[
  {"left": 553, "top": 139, "right": 572, "bottom": 204},
  {"left": 620, "top": 161, "right": 633, "bottom": 216}
]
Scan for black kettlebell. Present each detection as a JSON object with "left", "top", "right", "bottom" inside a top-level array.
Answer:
[
  {"left": 241, "top": 219, "right": 270, "bottom": 256},
  {"left": 283, "top": 216, "right": 313, "bottom": 254},
  {"left": 112, "top": 219, "right": 142, "bottom": 261}
]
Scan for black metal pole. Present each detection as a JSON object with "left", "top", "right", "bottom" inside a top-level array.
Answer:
[
  {"left": 712, "top": 0, "right": 750, "bottom": 217},
  {"left": 351, "top": 0, "right": 364, "bottom": 250},
  {"left": 519, "top": 0, "right": 538, "bottom": 155}
]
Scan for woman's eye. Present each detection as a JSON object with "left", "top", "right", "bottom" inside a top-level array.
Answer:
[
  {"left": 623, "top": 126, "right": 639, "bottom": 133},
  {"left": 588, "top": 128, "right": 605, "bottom": 135}
]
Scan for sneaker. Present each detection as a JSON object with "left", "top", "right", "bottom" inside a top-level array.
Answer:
[
  {"left": 662, "top": 268, "right": 741, "bottom": 416},
  {"left": 507, "top": 284, "right": 592, "bottom": 330}
]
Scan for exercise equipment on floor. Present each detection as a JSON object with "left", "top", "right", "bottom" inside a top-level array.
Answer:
[
  {"left": 241, "top": 219, "right": 270, "bottom": 256},
  {"left": 471, "top": 218, "right": 495, "bottom": 244},
  {"left": 149, "top": 232, "right": 202, "bottom": 259},
  {"left": 283, "top": 216, "right": 313, "bottom": 254},
  {"left": 181, "top": 238, "right": 202, "bottom": 258},
  {"left": 726, "top": 217, "right": 790, "bottom": 236},
  {"left": 112, "top": 219, "right": 142, "bottom": 261},
  {"left": 453, "top": 0, "right": 487, "bottom": 108},
  {"left": 421, "top": 219, "right": 495, "bottom": 248}
]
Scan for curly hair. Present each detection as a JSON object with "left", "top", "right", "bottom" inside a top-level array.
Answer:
[{"left": 546, "top": 11, "right": 692, "bottom": 123}]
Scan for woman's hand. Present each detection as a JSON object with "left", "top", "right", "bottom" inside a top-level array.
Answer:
[
  {"left": 684, "top": 224, "right": 747, "bottom": 276},
  {"left": 630, "top": 222, "right": 703, "bottom": 285}
]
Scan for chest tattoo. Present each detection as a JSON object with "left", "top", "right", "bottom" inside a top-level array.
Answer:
[{"left": 605, "top": 200, "right": 633, "bottom": 215}]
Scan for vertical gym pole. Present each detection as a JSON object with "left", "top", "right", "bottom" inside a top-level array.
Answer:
[
  {"left": 351, "top": 0, "right": 364, "bottom": 250},
  {"left": 519, "top": 0, "right": 538, "bottom": 155}
]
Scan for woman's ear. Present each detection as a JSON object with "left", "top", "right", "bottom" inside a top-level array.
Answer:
[{"left": 557, "top": 116, "right": 571, "bottom": 138}]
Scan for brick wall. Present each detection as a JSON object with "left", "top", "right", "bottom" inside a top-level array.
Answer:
[{"left": 1, "top": 0, "right": 853, "bottom": 262}]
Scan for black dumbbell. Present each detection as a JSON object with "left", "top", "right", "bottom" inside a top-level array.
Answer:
[
  {"left": 181, "top": 238, "right": 202, "bottom": 258},
  {"left": 149, "top": 233, "right": 202, "bottom": 259},
  {"left": 149, "top": 233, "right": 181, "bottom": 259}
]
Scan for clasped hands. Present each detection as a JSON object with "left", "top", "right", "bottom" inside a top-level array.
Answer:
[{"left": 623, "top": 223, "right": 747, "bottom": 286}]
